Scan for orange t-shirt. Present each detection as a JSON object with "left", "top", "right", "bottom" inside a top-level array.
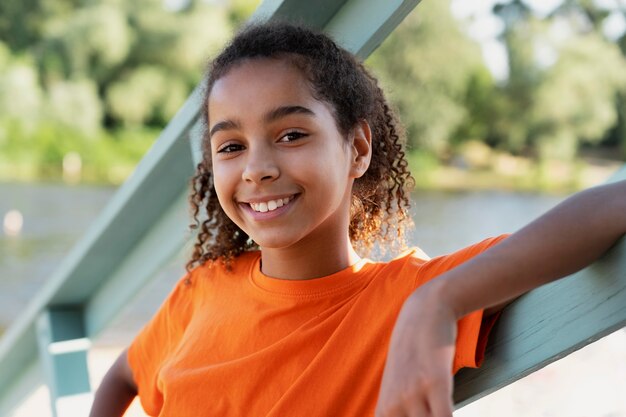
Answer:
[{"left": 128, "top": 235, "right": 507, "bottom": 416}]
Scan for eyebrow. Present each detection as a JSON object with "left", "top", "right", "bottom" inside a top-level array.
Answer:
[
  {"left": 209, "top": 120, "right": 240, "bottom": 138},
  {"left": 264, "top": 105, "right": 315, "bottom": 123},
  {"left": 209, "top": 105, "right": 316, "bottom": 139}
]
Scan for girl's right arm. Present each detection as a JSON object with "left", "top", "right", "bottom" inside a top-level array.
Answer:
[{"left": 89, "top": 348, "right": 138, "bottom": 417}]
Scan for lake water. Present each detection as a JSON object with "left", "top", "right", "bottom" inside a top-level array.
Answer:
[{"left": 1, "top": 181, "right": 625, "bottom": 417}]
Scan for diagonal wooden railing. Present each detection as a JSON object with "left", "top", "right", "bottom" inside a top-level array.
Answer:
[
  {"left": 0, "top": 0, "right": 623, "bottom": 415},
  {"left": 454, "top": 167, "right": 626, "bottom": 407}
]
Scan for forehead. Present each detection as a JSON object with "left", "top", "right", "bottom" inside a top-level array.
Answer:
[{"left": 208, "top": 58, "right": 323, "bottom": 120}]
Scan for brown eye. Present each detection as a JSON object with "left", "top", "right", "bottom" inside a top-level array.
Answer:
[
  {"left": 279, "top": 131, "right": 308, "bottom": 142},
  {"left": 217, "top": 143, "right": 245, "bottom": 153}
]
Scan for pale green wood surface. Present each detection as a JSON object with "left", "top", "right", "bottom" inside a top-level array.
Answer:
[
  {"left": 84, "top": 190, "right": 190, "bottom": 337},
  {"left": 0, "top": 0, "right": 423, "bottom": 414},
  {"left": 251, "top": 0, "right": 348, "bottom": 26},
  {"left": 326, "top": 0, "right": 421, "bottom": 58},
  {"left": 453, "top": 166, "right": 626, "bottom": 406},
  {"left": 36, "top": 308, "right": 91, "bottom": 417},
  {"left": 0, "top": 362, "right": 42, "bottom": 416}
]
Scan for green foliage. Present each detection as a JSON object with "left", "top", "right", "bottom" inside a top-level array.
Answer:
[
  {"left": 106, "top": 66, "right": 186, "bottom": 127},
  {"left": 0, "top": 120, "right": 157, "bottom": 183},
  {"left": 129, "top": 5, "right": 232, "bottom": 83},
  {"left": 453, "top": 67, "right": 497, "bottom": 146},
  {"left": 531, "top": 34, "right": 626, "bottom": 159},
  {"left": 0, "top": 0, "right": 243, "bottom": 183},
  {"left": 40, "top": 4, "right": 132, "bottom": 81},
  {"left": 486, "top": 15, "right": 546, "bottom": 154},
  {"left": 1, "top": 0, "right": 235, "bottom": 132},
  {"left": 46, "top": 78, "right": 103, "bottom": 135},
  {"left": 0, "top": 49, "right": 43, "bottom": 130},
  {"left": 491, "top": 1, "right": 626, "bottom": 160},
  {"left": 1, "top": 0, "right": 625, "bottom": 186},
  {"left": 367, "top": 0, "right": 489, "bottom": 157}
]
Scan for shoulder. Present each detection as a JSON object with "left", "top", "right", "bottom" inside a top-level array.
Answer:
[
  {"left": 373, "top": 235, "right": 510, "bottom": 289},
  {"left": 416, "top": 234, "right": 510, "bottom": 284},
  {"left": 387, "top": 246, "right": 431, "bottom": 269},
  {"left": 448, "top": 234, "right": 510, "bottom": 259},
  {"left": 371, "top": 246, "right": 432, "bottom": 282}
]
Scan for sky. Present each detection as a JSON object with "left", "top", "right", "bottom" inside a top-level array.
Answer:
[{"left": 450, "top": 0, "right": 626, "bottom": 80}]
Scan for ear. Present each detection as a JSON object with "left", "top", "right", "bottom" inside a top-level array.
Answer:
[{"left": 349, "top": 119, "right": 372, "bottom": 179}]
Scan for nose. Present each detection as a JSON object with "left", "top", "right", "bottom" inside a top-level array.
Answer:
[{"left": 242, "top": 143, "right": 280, "bottom": 184}]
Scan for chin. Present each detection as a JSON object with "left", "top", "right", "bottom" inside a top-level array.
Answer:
[{"left": 252, "top": 233, "right": 304, "bottom": 251}]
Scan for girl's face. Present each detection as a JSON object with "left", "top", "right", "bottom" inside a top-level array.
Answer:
[{"left": 208, "top": 58, "right": 366, "bottom": 254}]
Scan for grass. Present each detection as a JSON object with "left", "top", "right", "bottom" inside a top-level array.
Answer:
[
  {"left": 0, "top": 125, "right": 159, "bottom": 185},
  {"left": 406, "top": 144, "right": 623, "bottom": 193}
]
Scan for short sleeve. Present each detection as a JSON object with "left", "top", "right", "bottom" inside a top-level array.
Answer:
[
  {"left": 412, "top": 235, "right": 509, "bottom": 373},
  {"left": 453, "top": 309, "right": 501, "bottom": 373},
  {"left": 127, "top": 274, "right": 195, "bottom": 415}
]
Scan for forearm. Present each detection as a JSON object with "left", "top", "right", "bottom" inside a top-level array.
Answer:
[
  {"left": 89, "top": 349, "right": 137, "bottom": 417},
  {"left": 432, "top": 179, "right": 626, "bottom": 319}
]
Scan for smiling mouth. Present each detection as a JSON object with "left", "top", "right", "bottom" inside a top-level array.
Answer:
[{"left": 248, "top": 195, "right": 295, "bottom": 213}]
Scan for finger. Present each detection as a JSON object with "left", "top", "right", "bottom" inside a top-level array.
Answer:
[
  {"left": 376, "top": 406, "right": 409, "bottom": 417},
  {"left": 405, "top": 397, "right": 430, "bottom": 417},
  {"left": 375, "top": 399, "right": 406, "bottom": 417},
  {"left": 425, "top": 383, "right": 454, "bottom": 417}
]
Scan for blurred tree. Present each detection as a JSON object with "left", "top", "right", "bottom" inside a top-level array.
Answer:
[
  {"left": 492, "top": 0, "right": 626, "bottom": 160},
  {"left": 454, "top": 67, "right": 498, "bottom": 147},
  {"left": 38, "top": 4, "right": 132, "bottom": 83},
  {"left": 2, "top": 0, "right": 625, "bottom": 184},
  {"left": 105, "top": 65, "right": 186, "bottom": 127},
  {"left": 531, "top": 33, "right": 626, "bottom": 159},
  {"left": 0, "top": 47, "right": 43, "bottom": 130},
  {"left": 47, "top": 79, "right": 103, "bottom": 136},
  {"left": 128, "top": 5, "right": 231, "bottom": 84},
  {"left": 368, "top": 0, "right": 489, "bottom": 157},
  {"left": 0, "top": 0, "right": 237, "bottom": 132},
  {"left": 493, "top": 2, "right": 542, "bottom": 153}
]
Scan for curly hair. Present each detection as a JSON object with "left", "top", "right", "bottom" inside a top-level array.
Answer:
[{"left": 186, "top": 21, "right": 414, "bottom": 272}]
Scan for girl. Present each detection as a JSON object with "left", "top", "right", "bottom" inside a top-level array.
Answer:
[{"left": 89, "top": 22, "right": 626, "bottom": 417}]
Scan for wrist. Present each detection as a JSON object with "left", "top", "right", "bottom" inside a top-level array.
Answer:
[{"left": 410, "top": 275, "right": 462, "bottom": 321}]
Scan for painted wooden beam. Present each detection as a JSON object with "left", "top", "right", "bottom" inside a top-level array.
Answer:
[
  {"left": 252, "top": 0, "right": 348, "bottom": 27},
  {"left": 454, "top": 166, "right": 626, "bottom": 407},
  {"left": 84, "top": 191, "right": 190, "bottom": 337},
  {"left": 325, "top": 0, "right": 421, "bottom": 58},
  {"left": 0, "top": 356, "right": 42, "bottom": 416},
  {"left": 36, "top": 308, "right": 92, "bottom": 417}
]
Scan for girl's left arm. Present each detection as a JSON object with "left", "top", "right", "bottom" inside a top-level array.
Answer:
[{"left": 376, "top": 179, "right": 626, "bottom": 417}]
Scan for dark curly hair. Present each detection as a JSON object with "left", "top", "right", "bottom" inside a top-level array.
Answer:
[{"left": 186, "top": 21, "right": 414, "bottom": 272}]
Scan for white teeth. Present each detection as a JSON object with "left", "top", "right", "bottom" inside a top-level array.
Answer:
[{"left": 249, "top": 196, "right": 293, "bottom": 212}]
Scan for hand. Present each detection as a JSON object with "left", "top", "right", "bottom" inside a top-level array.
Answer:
[{"left": 376, "top": 283, "right": 457, "bottom": 417}]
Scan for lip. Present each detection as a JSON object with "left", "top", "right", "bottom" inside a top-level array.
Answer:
[
  {"left": 243, "top": 194, "right": 297, "bottom": 204},
  {"left": 239, "top": 194, "right": 299, "bottom": 221}
]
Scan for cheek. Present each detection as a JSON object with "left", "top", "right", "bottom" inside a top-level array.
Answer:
[{"left": 211, "top": 164, "right": 236, "bottom": 209}]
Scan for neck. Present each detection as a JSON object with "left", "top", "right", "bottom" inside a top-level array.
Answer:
[{"left": 260, "top": 236, "right": 361, "bottom": 280}]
